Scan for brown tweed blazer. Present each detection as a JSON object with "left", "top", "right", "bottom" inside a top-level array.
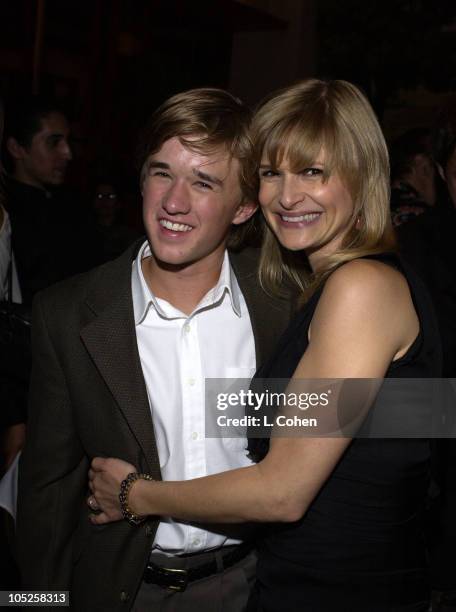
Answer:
[{"left": 16, "top": 241, "right": 292, "bottom": 611}]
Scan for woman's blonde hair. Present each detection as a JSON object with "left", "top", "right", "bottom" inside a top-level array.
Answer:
[{"left": 252, "top": 79, "right": 396, "bottom": 299}]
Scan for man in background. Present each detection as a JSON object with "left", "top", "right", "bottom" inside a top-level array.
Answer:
[
  {"left": 390, "top": 127, "right": 436, "bottom": 227},
  {"left": 4, "top": 97, "right": 96, "bottom": 305}
]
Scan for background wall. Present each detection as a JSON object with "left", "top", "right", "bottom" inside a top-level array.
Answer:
[{"left": 1, "top": 0, "right": 455, "bottom": 199}]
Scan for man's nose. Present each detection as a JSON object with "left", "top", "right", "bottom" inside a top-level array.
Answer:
[
  {"left": 59, "top": 139, "right": 72, "bottom": 161},
  {"left": 162, "top": 180, "right": 191, "bottom": 215}
]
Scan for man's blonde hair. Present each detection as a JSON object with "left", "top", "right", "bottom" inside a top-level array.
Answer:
[
  {"left": 252, "top": 79, "right": 396, "bottom": 297},
  {"left": 138, "top": 87, "right": 258, "bottom": 249}
]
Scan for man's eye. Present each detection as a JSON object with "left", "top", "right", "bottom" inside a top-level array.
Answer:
[
  {"left": 195, "top": 181, "right": 212, "bottom": 190},
  {"left": 152, "top": 171, "right": 171, "bottom": 178},
  {"left": 47, "top": 137, "right": 61, "bottom": 148}
]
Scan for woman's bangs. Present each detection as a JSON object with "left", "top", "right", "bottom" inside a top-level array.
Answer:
[
  {"left": 284, "top": 123, "right": 326, "bottom": 173},
  {"left": 261, "top": 116, "right": 335, "bottom": 179},
  {"left": 259, "top": 121, "right": 292, "bottom": 169}
]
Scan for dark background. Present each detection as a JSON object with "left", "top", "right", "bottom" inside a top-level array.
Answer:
[{"left": 1, "top": 0, "right": 455, "bottom": 212}]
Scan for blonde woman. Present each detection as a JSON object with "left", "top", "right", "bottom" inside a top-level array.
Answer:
[{"left": 89, "top": 80, "right": 441, "bottom": 611}]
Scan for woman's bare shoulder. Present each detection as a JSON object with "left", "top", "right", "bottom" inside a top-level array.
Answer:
[{"left": 322, "top": 257, "right": 410, "bottom": 306}]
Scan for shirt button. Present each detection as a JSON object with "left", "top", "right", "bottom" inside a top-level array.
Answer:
[
  {"left": 184, "top": 324, "right": 191, "bottom": 333},
  {"left": 191, "top": 432, "right": 199, "bottom": 440},
  {"left": 188, "top": 378, "right": 195, "bottom": 386},
  {"left": 120, "top": 591, "right": 129, "bottom": 602},
  {"left": 193, "top": 538, "right": 201, "bottom": 546}
]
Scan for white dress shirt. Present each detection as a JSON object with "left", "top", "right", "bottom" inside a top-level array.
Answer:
[{"left": 132, "top": 241, "right": 256, "bottom": 554}]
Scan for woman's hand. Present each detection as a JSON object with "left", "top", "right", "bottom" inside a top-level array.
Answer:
[{"left": 87, "top": 457, "right": 137, "bottom": 525}]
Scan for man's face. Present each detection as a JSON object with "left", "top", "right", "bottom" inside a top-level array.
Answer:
[
  {"left": 16, "top": 112, "right": 72, "bottom": 188},
  {"left": 142, "top": 136, "right": 255, "bottom": 271},
  {"left": 93, "top": 183, "right": 119, "bottom": 216}
]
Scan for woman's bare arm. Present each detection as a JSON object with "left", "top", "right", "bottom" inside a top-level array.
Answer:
[{"left": 89, "top": 259, "right": 419, "bottom": 525}]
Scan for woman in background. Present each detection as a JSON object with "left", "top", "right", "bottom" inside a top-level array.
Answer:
[
  {"left": 89, "top": 80, "right": 441, "bottom": 611},
  {"left": 0, "top": 204, "right": 9, "bottom": 298},
  {"left": 0, "top": 99, "right": 12, "bottom": 300},
  {"left": 0, "top": 98, "right": 23, "bottom": 590},
  {"left": 0, "top": 98, "right": 24, "bottom": 471}
]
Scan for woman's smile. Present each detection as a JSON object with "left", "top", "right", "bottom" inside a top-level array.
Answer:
[{"left": 259, "top": 153, "right": 354, "bottom": 269}]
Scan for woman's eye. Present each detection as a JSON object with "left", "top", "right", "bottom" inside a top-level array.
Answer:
[
  {"left": 301, "top": 167, "right": 323, "bottom": 177},
  {"left": 260, "top": 169, "right": 279, "bottom": 178}
]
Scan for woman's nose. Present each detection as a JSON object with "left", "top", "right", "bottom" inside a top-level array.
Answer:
[{"left": 279, "top": 175, "right": 306, "bottom": 209}]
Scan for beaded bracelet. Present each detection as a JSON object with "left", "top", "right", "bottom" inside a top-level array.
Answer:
[{"left": 119, "top": 472, "right": 154, "bottom": 526}]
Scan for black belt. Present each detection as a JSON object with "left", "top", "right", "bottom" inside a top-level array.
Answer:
[{"left": 143, "top": 543, "right": 254, "bottom": 592}]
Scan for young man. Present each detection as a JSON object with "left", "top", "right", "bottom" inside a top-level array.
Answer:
[
  {"left": 6, "top": 101, "right": 72, "bottom": 190},
  {"left": 4, "top": 98, "right": 96, "bottom": 305},
  {"left": 2, "top": 98, "right": 98, "bottom": 497},
  {"left": 16, "top": 89, "right": 291, "bottom": 611}
]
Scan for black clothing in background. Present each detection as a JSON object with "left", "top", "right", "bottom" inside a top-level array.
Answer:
[
  {"left": 398, "top": 205, "right": 456, "bottom": 377},
  {"left": 1, "top": 177, "right": 99, "bottom": 430},
  {"left": 248, "top": 253, "right": 441, "bottom": 612},
  {"left": 398, "top": 205, "right": 456, "bottom": 593},
  {"left": 89, "top": 219, "right": 141, "bottom": 266},
  {"left": 3, "top": 176, "right": 99, "bottom": 306}
]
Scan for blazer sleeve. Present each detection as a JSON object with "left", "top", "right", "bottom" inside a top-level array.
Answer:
[{"left": 16, "top": 292, "right": 88, "bottom": 589}]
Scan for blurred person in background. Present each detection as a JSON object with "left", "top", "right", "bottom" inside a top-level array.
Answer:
[
  {"left": 399, "top": 101, "right": 456, "bottom": 612},
  {"left": 399, "top": 106, "right": 456, "bottom": 377},
  {"left": 90, "top": 176, "right": 140, "bottom": 264},
  {"left": 0, "top": 96, "right": 24, "bottom": 472},
  {"left": 3, "top": 96, "right": 97, "bottom": 305},
  {"left": 0, "top": 199, "right": 24, "bottom": 473},
  {"left": 0, "top": 97, "right": 22, "bottom": 591},
  {"left": 0, "top": 98, "right": 21, "bottom": 305},
  {"left": 390, "top": 128, "right": 437, "bottom": 227}
]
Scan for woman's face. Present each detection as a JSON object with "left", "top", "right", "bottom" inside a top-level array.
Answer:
[
  {"left": 259, "top": 149, "right": 355, "bottom": 271},
  {"left": 444, "top": 148, "right": 456, "bottom": 207}
]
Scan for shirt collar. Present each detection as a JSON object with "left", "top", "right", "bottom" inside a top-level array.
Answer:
[{"left": 131, "top": 241, "right": 242, "bottom": 325}]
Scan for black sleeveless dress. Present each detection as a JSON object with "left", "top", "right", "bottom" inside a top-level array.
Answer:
[{"left": 248, "top": 254, "right": 442, "bottom": 612}]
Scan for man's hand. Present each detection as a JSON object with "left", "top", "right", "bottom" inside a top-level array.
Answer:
[{"left": 88, "top": 457, "right": 137, "bottom": 525}]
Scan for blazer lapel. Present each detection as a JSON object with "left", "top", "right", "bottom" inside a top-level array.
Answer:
[{"left": 80, "top": 244, "right": 161, "bottom": 479}]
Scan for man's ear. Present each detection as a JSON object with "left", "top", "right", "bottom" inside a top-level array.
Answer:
[
  {"left": 6, "top": 137, "right": 25, "bottom": 161},
  {"left": 232, "top": 200, "right": 258, "bottom": 226},
  {"left": 436, "top": 163, "right": 446, "bottom": 182}
]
